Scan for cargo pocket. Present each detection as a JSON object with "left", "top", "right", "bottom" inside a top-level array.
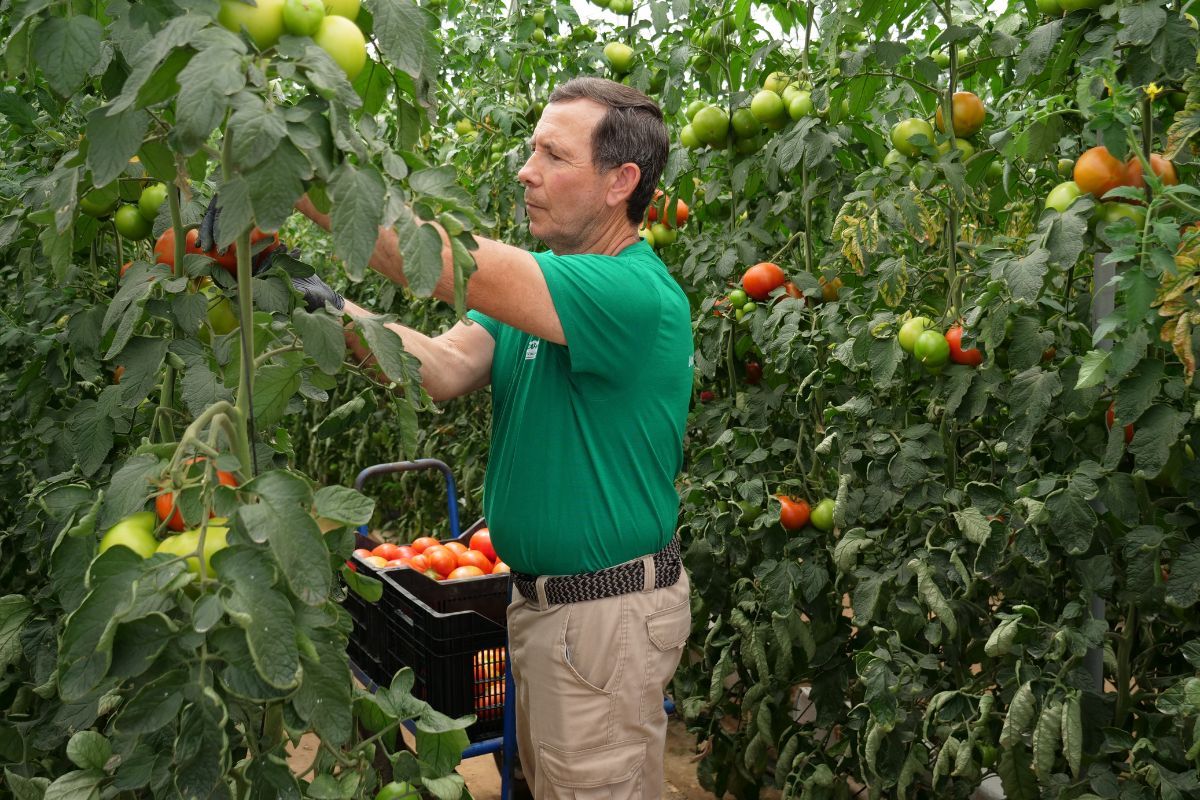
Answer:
[
  {"left": 539, "top": 737, "right": 647, "bottom": 799},
  {"left": 640, "top": 598, "right": 691, "bottom": 721}
]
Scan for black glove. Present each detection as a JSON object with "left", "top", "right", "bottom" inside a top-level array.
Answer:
[
  {"left": 200, "top": 194, "right": 281, "bottom": 273},
  {"left": 292, "top": 273, "right": 345, "bottom": 313}
]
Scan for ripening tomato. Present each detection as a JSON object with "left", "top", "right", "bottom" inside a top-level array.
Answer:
[
  {"left": 778, "top": 496, "right": 811, "bottom": 530},
  {"left": 469, "top": 528, "right": 496, "bottom": 561},
  {"left": 425, "top": 546, "right": 458, "bottom": 577},
  {"left": 371, "top": 542, "right": 404, "bottom": 561},
  {"left": 407, "top": 553, "right": 430, "bottom": 572},
  {"left": 646, "top": 190, "right": 690, "bottom": 229},
  {"left": 935, "top": 91, "right": 986, "bottom": 137},
  {"left": 394, "top": 545, "right": 416, "bottom": 560},
  {"left": 153, "top": 227, "right": 202, "bottom": 272},
  {"left": 741, "top": 262, "right": 786, "bottom": 300},
  {"left": 447, "top": 565, "right": 487, "bottom": 580},
  {"left": 457, "top": 548, "right": 494, "bottom": 572},
  {"left": 1125, "top": 153, "right": 1179, "bottom": 189},
  {"left": 362, "top": 555, "right": 388, "bottom": 569},
  {"left": 155, "top": 458, "right": 238, "bottom": 531},
  {"left": 443, "top": 541, "right": 468, "bottom": 556},
  {"left": 410, "top": 536, "right": 440, "bottom": 553},
  {"left": 352, "top": 548, "right": 373, "bottom": 560},
  {"left": 784, "top": 282, "right": 803, "bottom": 299},
  {"left": 945, "top": 325, "right": 983, "bottom": 366},
  {"left": 1073, "top": 146, "right": 1128, "bottom": 199},
  {"left": 492, "top": 560, "right": 511, "bottom": 574}
]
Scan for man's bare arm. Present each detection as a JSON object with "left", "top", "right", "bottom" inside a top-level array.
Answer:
[
  {"left": 341, "top": 300, "right": 495, "bottom": 403},
  {"left": 296, "top": 196, "right": 564, "bottom": 345}
]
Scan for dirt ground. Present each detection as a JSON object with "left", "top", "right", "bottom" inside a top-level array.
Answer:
[{"left": 287, "top": 715, "right": 738, "bottom": 798}]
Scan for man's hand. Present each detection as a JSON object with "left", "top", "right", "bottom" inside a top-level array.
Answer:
[{"left": 292, "top": 272, "right": 345, "bottom": 314}]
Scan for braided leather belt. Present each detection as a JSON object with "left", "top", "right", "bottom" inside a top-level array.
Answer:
[{"left": 512, "top": 535, "right": 682, "bottom": 606}]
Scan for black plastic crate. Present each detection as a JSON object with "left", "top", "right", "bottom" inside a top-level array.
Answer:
[{"left": 378, "top": 566, "right": 509, "bottom": 742}]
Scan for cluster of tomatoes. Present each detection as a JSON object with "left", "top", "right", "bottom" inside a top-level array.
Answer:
[
  {"left": 638, "top": 189, "right": 689, "bottom": 249},
  {"left": 777, "top": 495, "right": 837, "bottom": 533},
  {"left": 897, "top": 317, "right": 984, "bottom": 371},
  {"left": 471, "top": 647, "right": 506, "bottom": 720},
  {"left": 216, "top": 0, "right": 368, "bottom": 81},
  {"left": 353, "top": 527, "right": 509, "bottom": 581},
  {"left": 1044, "top": 145, "right": 1178, "bottom": 230},
  {"left": 886, "top": 90, "right": 987, "bottom": 170},
  {"left": 79, "top": 168, "right": 168, "bottom": 242}
]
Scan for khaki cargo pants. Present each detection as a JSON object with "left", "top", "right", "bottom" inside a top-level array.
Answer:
[{"left": 507, "top": 564, "right": 692, "bottom": 799}]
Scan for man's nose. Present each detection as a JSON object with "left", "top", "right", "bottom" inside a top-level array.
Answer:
[{"left": 517, "top": 157, "right": 536, "bottom": 185}]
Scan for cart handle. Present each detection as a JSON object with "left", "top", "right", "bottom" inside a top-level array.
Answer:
[{"left": 352, "top": 459, "right": 462, "bottom": 540}]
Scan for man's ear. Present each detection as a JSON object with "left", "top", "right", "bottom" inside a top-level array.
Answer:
[{"left": 606, "top": 162, "right": 642, "bottom": 209}]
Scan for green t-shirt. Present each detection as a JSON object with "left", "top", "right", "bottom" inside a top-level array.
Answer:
[{"left": 465, "top": 240, "right": 692, "bottom": 575}]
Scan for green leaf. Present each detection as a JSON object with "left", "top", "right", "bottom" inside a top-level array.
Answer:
[
  {"left": 43, "top": 770, "right": 104, "bottom": 800},
  {"left": 996, "top": 744, "right": 1038, "bottom": 800},
  {"left": 235, "top": 471, "right": 331, "bottom": 606},
  {"left": 251, "top": 363, "right": 303, "bottom": 428},
  {"left": 173, "top": 37, "right": 247, "bottom": 154},
  {"left": 1007, "top": 368, "right": 1062, "bottom": 453},
  {"left": 109, "top": 613, "right": 175, "bottom": 680},
  {"left": 66, "top": 731, "right": 111, "bottom": 771},
  {"left": 108, "top": 15, "right": 211, "bottom": 115},
  {"left": 1118, "top": 3, "right": 1167, "bottom": 46},
  {"left": 355, "top": 315, "right": 421, "bottom": 385},
  {"left": 215, "top": 548, "right": 301, "bottom": 690},
  {"left": 415, "top": 727, "right": 469, "bottom": 777},
  {"left": 1074, "top": 350, "right": 1110, "bottom": 389},
  {"left": 32, "top": 16, "right": 101, "bottom": 96},
  {"left": 291, "top": 631, "right": 353, "bottom": 747},
  {"left": 4, "top": 769, "right": 50, "bottom": 800},
  {"left": 86, "top": 107, "right": 151, "bottom": 187},
  {"left": 1001, "top": 248, "right": 1050, "bottom": 302},
  {"left": 114, "top": 669, "right": 187, "bottom": 735},
  {"left": 0, "top": 595, "right": 32, "bottom": 673},
  {"left": 419, "top": 774, "right": 466, "bottom": 800},
  {"left": 953, "top": 507, "right": 990, "bottom": 546},
  {"left": 1043, "top": 479, "right": 1097, "bottom": 555},
  {"left": 1129, "top": 405, "right": 1190, "bottom": 479},
  {"left": 293, "top": 307, "right": 347, "bottom": 375},
  {"left": 314, "top": 486, "right": 375, "bottom": 526},
  {"left": 173, "top": 688, "right": 231, "bottom": 800},
  {"left": 395, "top": 208, "right": 448, "bottom": 297},
  {"left": 331, "top": 163, "right": 386, "bottom": 279},
  {"left": 229, "top": 99, "right": 288, "bottom": 171},
  {"left": 1166, "top": 541, "right": 1200, "bottom": 609},
  {"left": 117, "top": 336, "right": 169, "bottom": 407},
  {"left": 341, "top": 565, "right": 383, "bottom": 602},
  {"left": 369, "top": 0, "right": 439, "bottom": 84},
  {"left": 68, "top": 386, "right": 121, "bottom": 477},
  {"left": 416, "top": 705, "right": 474, "bottom": 734},
  {"left": 246, "top": 139, "right": 309, "bottom": 231},
  {"left": 1014, "top": 20, "right": 1062, "bottom": 84}
]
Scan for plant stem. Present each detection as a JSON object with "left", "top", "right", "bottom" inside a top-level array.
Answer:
[
  {"left": 1114, "top": 605, "right": 1136, "bottom": 726},
  {"left": 220, "top": 131, "right": 257, "bottom": 477}
]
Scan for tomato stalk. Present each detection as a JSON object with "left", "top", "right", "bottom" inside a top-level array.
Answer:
[
  {"left": 155, "top": 183, "right": 187, "bottom": 445},
  {"left": 941, "top": 0, "right": 962, "bottom": 316},
  {"left": 219, "top": 131, "right": 257, "bottom": 477},
  {"left": 1113, "top": 604, "right": 1137, "bottom": 726}
]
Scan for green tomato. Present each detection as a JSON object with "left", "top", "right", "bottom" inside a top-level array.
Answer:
[
  {"left": 639, "top": 227, "right": 654, "bottom": 246},
  {"left": 532, "top": 9, "right": 545, "bottom": 25},
  {"left": 79, "top": 183, "right": 119, "bottom": 218},
  {"left": 323, "top": 0, "right": 360, "bottom": 18},
  {"left": 155, "top": 521, "right": 230, "bottom": 578},
  {"left": 374, "top": 781, "right": 419, "bottom": 800},
  {"left": 137, "top": 182, "right": 168, "bottom": 222},
  {"left": 572, "top": 24, "right": 596, "bottom": 42},
  {"left": 692, "top": 106, "right": 729, "bottom": 146},
  {"left": 914, "top": 329, "right": 950, "bottom": 368},
  {"left": 531, "top": 28, "right": 546, "bottom": 43},
  {"left": 114, "top": 205, "right": 152, "bottom": 240},
  {"left": 763, "top": 71, "right": 792, "bottom": 94},
  {"left": 1059, "top": 0, "right": 1100, "bottom": 10},
  {"left": 733, "top": 134, "right": 762, "bottom": 155},
  {"left": 649, "top": 223, "right": 676, "bottom": 246},
  {"left": 883, "top": 149, "right": 909, "bottom": 170},
  {"left": 810, "top": 498, "right": 835, "bottom": 531},
  {"left": 1044, "top": 181, "right": 1082, "bottom": 212},
  {"left": 1095, "top": 201, "right": 1147, "bottom": 228},
  {"left": 679, "top": 124, "right": 701, "bottom": 150},
  {"left": 731, "top": 107, "right": 760, "bottom": 140},
  {"left": 603, "top": 41, "right": 635, "bottom": 74},
  {"left": 891, "top": 117, "right": 935, "bottom": 157},
  {"left": 938, "top": 137, "right": 975, "bottom": 161},
  {"left": 312, "top": 14, "right": 367, "bottom": 79},
  {"left": 206, "top": 289, "right": 240, "bottom": 336},
  {"left": 684, "top": 100, "right": 707, "bottom": 121},
  {"left": 99, "top": 511, "right": 158, "bottom": 558},
  {"left": 987, "top": 160, "right": 1005, "bottom": 182},
  {"left": 454, "top": 118, "right": 475, "bottom": 136},
  {"left": 727, "top": 288, "right": 748, "bottom": 308},
  {"left": 749, "top": 90, "right": 786, "bottom": 124},
  {"left": 1056, "top": 157, "right": 1074, "bottom": 178},
  {"left": 282, "top": 0, "right": 325, "bottom": 36},
  {"left": 933, "top": 50, "right": 950, "bottom": 68},
  {"left": 898, "top": 316, "right": 932, "bottom": 352},
  {"left": 1036, "top": 0, "right": 1062, "bottom": 12},
  {"left": 218, "top": 0, "right": 285, "bottom": 49},
  {"left": 787, "top": 90, "right": 814, "bottom": 120}
]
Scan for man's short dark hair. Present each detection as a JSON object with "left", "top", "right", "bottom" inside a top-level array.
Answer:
[{"left": 547, "top": 77, "right": 669, "bottom": 225}]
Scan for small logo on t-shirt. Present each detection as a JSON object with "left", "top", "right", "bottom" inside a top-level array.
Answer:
[{"left": 525, "top": 338, "right": 540, "bottom": 360}]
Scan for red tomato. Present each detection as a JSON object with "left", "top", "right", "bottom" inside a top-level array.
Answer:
[
  {"left": 395, "top": 545, "right": 416, "bottom": 560},
  {"left": 1106, "top": 402, "right": 1134, "bottom": 444},
  {"left": 457, "top": 549, "right": 494, "bottom": 572},
  {"left": 646, "top": 190, "right": 690, "bottom": 228},
  {"left": 945, "top": 325, "right": 983, "bottom": 366},
  {"left": 408, "top": 553, "right": 430, "bottom": 572},
  {"left": 1125, "top": 153, "right": 1178, "bottom": 189},
  {"left": 153, "top": 228, "right": 201, "bottom": 273},
  {"left": 744, "top": 361, "right": 763, "bottom": 385},
  {"left": 371, "top": 542, "right": 403, "bottom": 561},
  {"left": 410, "top": 536, "right": 440, "bottom": 554},
  {"left": 778, "top": 496, "right": 811, "bottom": 530},
  {"left": 783, "top": 282, "right": 803, "bottom": 299},
  {"left": 426, "top": 547, "right": 458, "bottom": 577},
  {"left": 469, "top": 528, "right": 496, "bottom": 561},
  {"left": 447, "top": 565, "right": 487, "bottom": 580},
  {"left": 352, "top": 548, "right": 373, "bottom": 560},
  {"left": 444, "top": 541, "right": 468, "bottom": 556},
  {"left": 741, "top": 262, "right": 786, "bottom": 300}
]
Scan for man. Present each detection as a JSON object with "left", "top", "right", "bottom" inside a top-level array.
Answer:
[{"left": 296, "top": 76, "right": 693, "bottom": 797}]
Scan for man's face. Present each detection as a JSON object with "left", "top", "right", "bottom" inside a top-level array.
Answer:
[{"left": 517, "top": 99, "right": 626, "bottom": 253}]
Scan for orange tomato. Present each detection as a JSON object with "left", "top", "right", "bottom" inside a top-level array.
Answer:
[
  {"left": 410, "top": 536, "right": 440, "bottom": 554},
  {"left": 1073, "top": 146, "right": 1127, "bottom": 199},
  {"left": 447, "top": 565, "right": 487, "bottom": 580},
  {"left": 646, "top": 190, "right": 690, "bottom": 228},
  {"left": 783, "top": 282, "right": 803, "bottom": 299},
  {"left": 444, "top": 541, "right": 468, "bottom": 556},
  {"left": 120, "top": 261, "right": 132, "bottom": 278},
  {"left": 113, "top": 365, "right": 125, "bottom": 383},
  {"left": 469, "top": 528, "right": 496, "bottom": 561},
  {"left": 935, "top": 91, "right": 986, "bottom": 137},
  {"left": 492, "top": 561, "right": 511, "bottom": 574},
  {"left": 741, "top": 262, "right": 786, "bottom": 300},
  {"left": 1125, "top": 153, "right": 1179, "bottom": 189},
  {"left": 407, "top": 553, "right": 430, "bottom": 572},
  {"left": 155, "top": 457, "right": 238, "bottom": 531},
  {"left": 426, "top": 547, "right": 458, "bottom": 577},
  {"left": 457, "top": 548, "right": 494, "bottom": 572},
  {"left": 778, "top": 496, "right": 811, "bottom": 530},
  {"left": 152, "top": 227, "right": 201, "bottom": 273}
]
